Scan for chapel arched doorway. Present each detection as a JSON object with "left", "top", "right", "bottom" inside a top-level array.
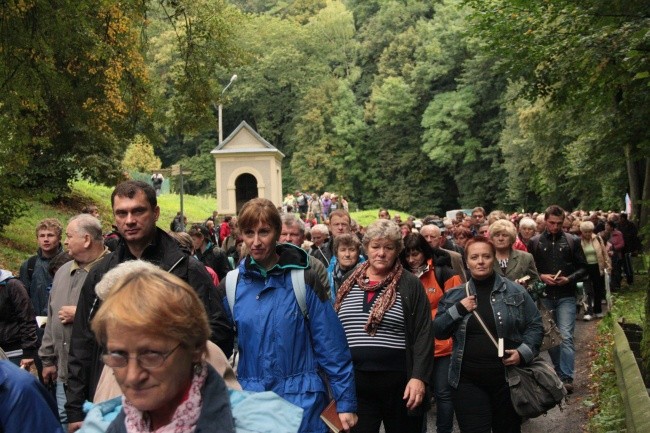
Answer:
[{"left": 235, "top": 173, "right": 258, "bottom": 213}]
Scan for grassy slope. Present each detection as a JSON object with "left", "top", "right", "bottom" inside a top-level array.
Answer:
[{"left": 0, "top": 181, "right": 410, "bottom": 273}]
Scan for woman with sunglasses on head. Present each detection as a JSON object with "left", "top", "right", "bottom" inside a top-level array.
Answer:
[{"left": 91, "top": 262, "right": 235, "bottom": 433}]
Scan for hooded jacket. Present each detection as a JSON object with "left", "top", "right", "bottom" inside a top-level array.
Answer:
[{"left": 221, "top": 243, "right": 356, "bottom": 433}]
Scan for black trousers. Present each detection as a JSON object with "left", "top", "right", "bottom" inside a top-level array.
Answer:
[
  {"left": 585, "top": 264, "right": 605, "bottom": 315},
  {"left": 452, "top": 377, "right": 521, "bottom": 433},
  {"left": 351, "top": 369, "right": 424, "bottom": 433}
]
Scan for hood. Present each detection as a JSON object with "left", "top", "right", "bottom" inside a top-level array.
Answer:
[
  {"left": 0, "top": 269, "right": 14, "bottom": 283},
  {"left": 244, "top": 242, "right": 310, "bottom": 275}
]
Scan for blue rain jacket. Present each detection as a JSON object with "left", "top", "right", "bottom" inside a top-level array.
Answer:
[{"left": 223, "top": 243, "right": 356, "bottom": 433}]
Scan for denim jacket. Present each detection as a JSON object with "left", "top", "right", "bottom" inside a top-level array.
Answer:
[{"left": 433, "top": 274, "right": 543, "bottom": 388}]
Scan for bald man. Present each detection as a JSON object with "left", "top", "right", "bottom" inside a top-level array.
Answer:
[{"left": 420, "top": 224, "right": 467, "bottom": 283}]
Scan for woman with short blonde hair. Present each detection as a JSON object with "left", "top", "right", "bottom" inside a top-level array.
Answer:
[{"left": 579, "top": 221, "right": 611, "bottom": 321}]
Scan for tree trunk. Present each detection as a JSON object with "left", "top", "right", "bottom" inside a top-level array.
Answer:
[{"left": 640, "top": 157, "right": 650, "bottom": 252}]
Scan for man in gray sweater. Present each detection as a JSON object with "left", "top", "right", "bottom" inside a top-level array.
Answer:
[{"left": 39, "top": 214, "right": 109, "bottom": 429}]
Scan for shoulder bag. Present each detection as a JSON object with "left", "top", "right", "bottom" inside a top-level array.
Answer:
[{"left": 465, "top": 283, "right": 567, "bottom": 418}]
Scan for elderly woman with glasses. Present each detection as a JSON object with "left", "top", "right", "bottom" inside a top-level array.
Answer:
[{"left": 91, "top": 262, "right": 235, "bottom": 433}]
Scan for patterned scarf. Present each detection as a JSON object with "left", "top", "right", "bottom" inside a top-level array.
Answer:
[
  {"left": 334, "top": 260, "right": 404, "bottom": 336},
  {"left": 123, "top": 362, "right": 207, "bottom": 433}
]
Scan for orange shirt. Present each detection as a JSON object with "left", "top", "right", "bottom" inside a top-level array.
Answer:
[{"left": 418, "top": 259, "right": 463, "bottom": 357}]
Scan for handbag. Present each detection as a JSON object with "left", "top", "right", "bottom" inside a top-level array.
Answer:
[
  {"left": 537, "top": 301, "right": 563, "bottom": 352},
  {"left": 464, "top": 283, "right": 567, "bottom": 418}
]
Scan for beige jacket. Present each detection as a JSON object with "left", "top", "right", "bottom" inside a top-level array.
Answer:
[{"left": 581, "top": 234, "right": 611, "bottom": 275}]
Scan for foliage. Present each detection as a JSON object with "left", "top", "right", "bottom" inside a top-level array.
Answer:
[
  {"left": 122, "top": 135, "right": 162, "bottom": 172},
  {"left": 587, "top": 273, "right": 647, "bottom": 432},
  {"left": 0, "top": 1, "right": 150, "bottom": 208},
  {"left": 586, "top": 316, "right": 625, "bottom": 433},
  {"left": 0, "top": 0, "right": 245, "bottom": 231},
  {"left": 466, "top": 0, "right": 650, "bottom": 221}
]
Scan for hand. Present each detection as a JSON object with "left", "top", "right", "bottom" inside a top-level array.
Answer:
[
  {"left": 58, "top": 305, "right": 77, "bottom": 324},
  {"left": 338, "top": 413, "right": 358, "bottom": 431},
  {"left": 540, "top": 274, "right": 558, "bottom": 286},
  {"left": 42, "top": 365, "right": 58, "bottom": 385},
  {"left": 68, "top": 422, "right": 83, "bottom": 433},
  {"left": 19, "top": 358, "right": 34, "bottom": 370},
  {"left": 515, "top": 277, "right": 529, "bottom": 287},
  {"left": 553, "top": 276, "right": 570, "bottom": 286},
  {"left": 403, "top": 378, "right": 426, "bottom": 411},
  {"left": 502, "top": 349, "right": 521, "bottom": 366},
  {"left": 460, "top": 295, "right": 477, "bottom": 312}
]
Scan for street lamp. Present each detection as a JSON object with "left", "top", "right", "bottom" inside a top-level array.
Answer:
[{"left": 218, "top": 74, "right": 238, "bottom": 144}]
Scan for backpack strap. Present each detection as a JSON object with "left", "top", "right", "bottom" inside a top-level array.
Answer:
[
  {"left": 291, "top": 269, "right": 309, "bottom": 320},
  {"left": 434, "top": 265, "right": 445, "bottom": 292},
  {"left": 225, "top": 268, "right": 240, "bottom": 321},
  {"left": 27, "top": 255, "right": 38, "bottom": 281}
]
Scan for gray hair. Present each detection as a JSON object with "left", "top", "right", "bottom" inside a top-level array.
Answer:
[
  {"left": 333, "top": 233, "right": 361, "bottom": 257},
  {"left": 519, "top": 217, "right": 536, "bottom": 230},
  {"left": 362, "top": 219, "right": 403, "bottom": 255},
  {"left": 281, "top": 213, "right": 305, "bottom": 234},
  {"left": 95, "top": 260, "right": 159, "bottom": 300},
  {"left": 311, "top": 224, "right": 329, "bottom": 236},
  {"left": 69, "top": 214, "right": 103, "bottom": 242}
]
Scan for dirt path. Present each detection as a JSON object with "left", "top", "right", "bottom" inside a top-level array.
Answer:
[
  {"left": 520, "top": 318, "right": 596, "bottom": 433},
  {"left": 423, "top": 316, "right": 597, "bottom": 432}
]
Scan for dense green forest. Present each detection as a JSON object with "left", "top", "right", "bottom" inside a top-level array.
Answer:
[{"left": 1, "top": 0, "right": 648, "bottom": 231}]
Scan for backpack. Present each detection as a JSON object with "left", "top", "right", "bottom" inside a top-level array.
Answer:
[{"left": 225, "top": 268, "right": 308, "bottom": 324}]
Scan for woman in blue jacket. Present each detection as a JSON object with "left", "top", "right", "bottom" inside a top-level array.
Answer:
[
  {"left": 223, "top": 198, "right": 357, "bottom": 433},
  {"left": 434, "top": 237, "right": 543, "bottom": 433}
]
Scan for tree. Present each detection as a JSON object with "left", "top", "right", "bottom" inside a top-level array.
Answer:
[
  {"left": 289, "top": 78, "right": 365, "bottom": 197},
  {"left": 122, "top": 135, "right": 162, "bottom": 173},
  {"left": 466, "top": 0, "right": 650, "bottom": 227}
]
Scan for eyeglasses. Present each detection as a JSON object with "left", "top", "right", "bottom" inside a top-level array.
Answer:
[{"left": 102, "top": 343, "right": 181, "bottom": 369}]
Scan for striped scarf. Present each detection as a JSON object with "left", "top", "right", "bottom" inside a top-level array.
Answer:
[{"left": 334, "top": 260, "right": 404, "bottom": 336}]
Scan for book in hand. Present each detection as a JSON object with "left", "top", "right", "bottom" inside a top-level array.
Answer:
[{"left": 320, "top": 400, "right": 344, "bottom": 433}]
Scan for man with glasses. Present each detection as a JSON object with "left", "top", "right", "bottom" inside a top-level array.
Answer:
[{"left": 470, "top": 207, "right": 486, "bottom": 236}]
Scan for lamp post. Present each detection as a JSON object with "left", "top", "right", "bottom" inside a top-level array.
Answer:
[{"left": 218, "top": 74, "right": 238, "bottom": 144}]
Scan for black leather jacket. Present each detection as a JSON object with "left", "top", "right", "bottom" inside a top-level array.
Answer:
[
  {"left": 65, "top": 228, "right": 234, "bottom": 423},
  {"left": 529, "top": 231, "right": 588, "bottom": 299}
]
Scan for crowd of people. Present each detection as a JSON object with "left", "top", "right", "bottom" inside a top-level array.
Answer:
[{"left": 0, "top": 180, "right": 644, "bottom": 433}]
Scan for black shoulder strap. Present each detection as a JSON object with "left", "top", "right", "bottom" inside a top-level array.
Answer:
[
  {"left": 27, "top": 255, "right": 38, "bottom": 280},
  {"left": 434, "top": 265, "right": 445, "bottom": 292}
]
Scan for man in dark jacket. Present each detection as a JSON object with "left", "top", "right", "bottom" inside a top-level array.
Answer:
[
  {"left": 529, "top": 205, "right": 588, "bottom": 394},
  {"left": 618, "top": 212, "right": 641, "bottom": 285},
  {"left": 65, "top": 181, "right": 233, "bottom": 431},
  {"left": 19, "top": 218, "right": 64, "bottom": 316}
]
